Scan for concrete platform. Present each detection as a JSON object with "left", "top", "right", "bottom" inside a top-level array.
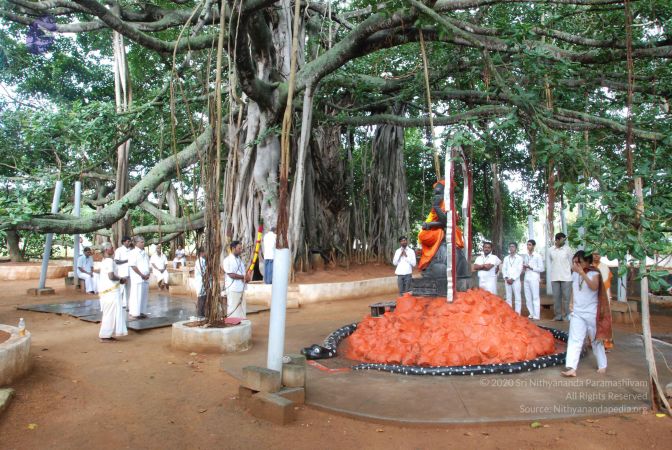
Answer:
[
  {"left": 0, "top": 325, "right": 31, "bottom": 386},
  {"left": 0, "top": 262, "right": 71, "bottom": 281},
  {"left": 217, "top": 296, "right": 672, "bottom": 425},
  {"left": 303, "top": 328, "right": 668, "bottom": 424},
  {"left": 18, "top": 294, "right": 269, "bottom": 330}
]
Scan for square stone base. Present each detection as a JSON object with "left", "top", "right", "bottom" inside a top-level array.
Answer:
[{"left": 26, "top": 287, "right": 55, "bottom": 296}]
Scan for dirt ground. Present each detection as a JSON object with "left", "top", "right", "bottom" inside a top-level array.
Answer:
[{"left": 1, "top": 271, "right": 671, "bottom": 450}]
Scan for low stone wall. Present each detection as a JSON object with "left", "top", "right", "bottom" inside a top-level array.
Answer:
[
  {"left": 0, "top": 262, "right": 72, "bottom": 281},
  {"left": 244, "top": 276, "right": 397, "bottom": 307},
  {"left": 171, "top": 320, "right": 252, "bottom": 353},
  {"left": 0, "top": 325, "right": 31, "bottom": 386},
  {"left": 298, "top": 276, "right": 397, "bottom": 304}
]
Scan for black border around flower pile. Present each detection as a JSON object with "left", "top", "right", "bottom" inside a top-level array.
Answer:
[{"left": 315, "top": 323, "right": 569, "bottom": 376}]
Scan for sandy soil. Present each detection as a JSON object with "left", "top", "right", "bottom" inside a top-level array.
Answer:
[{"left": 1, "top": 275, "right": 671, "bottom": 450}]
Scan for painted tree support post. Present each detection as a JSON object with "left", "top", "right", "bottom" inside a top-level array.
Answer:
[
  {"left": 38, "top": 180, "right": 63, "bottom": 289},
  {"left": 267, "top": 248, "right": 290, "bottom": 371},
  {"left": 444, "top": 148, "right": 455, "bottom": 303},
  {"left": 545, "top": 221, "right": 553, "bottom": 296},
  {"left": 577, "top": 204, "right": 585, "bottom": 250},
  {"left": 618, "top": 258, "right": 628, "bottom": 302},
  {"left": 73, "top": 181, "right": 82, "bottom": 286}
]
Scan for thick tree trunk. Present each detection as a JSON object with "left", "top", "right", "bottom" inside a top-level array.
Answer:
[
  {"left": 221, "top": 1, "right": 303, "bottom": 264},
  {"left": 302, "top": 125, "right": 350, "bottom": 265},
  {"left": 112, "top": 29, "right": 133, "bottom": 246},
  {"left": 367, "top": 123, "right": 410, "bottom": 261},
  {"left": 288, "top": 85, "right": 314, "bottom": 265},
  {"left": 222, "top": 102, "right": 276, "bottom": 259},
  {"left": 6, "top": 229, "right": 25, "bottom": 262}
]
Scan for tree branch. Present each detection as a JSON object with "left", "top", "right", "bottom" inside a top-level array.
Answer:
[
  {"left": 4, "top": 128, "right": 212, "bottom": 234},
  {"left": 332, "top": 105, "right": 512, "bottom": 126}
]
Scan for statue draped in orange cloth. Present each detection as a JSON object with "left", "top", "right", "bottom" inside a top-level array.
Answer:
[
  {"left": 418, "top": 181, "right": 464, "bottom": 270},
  {"left": 417, "top": 180, "right": 470, "bottom": 293}
]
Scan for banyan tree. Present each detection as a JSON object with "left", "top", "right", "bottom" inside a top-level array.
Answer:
[{"left": 1, "top": 0, "right": 671, "bottom": 405}]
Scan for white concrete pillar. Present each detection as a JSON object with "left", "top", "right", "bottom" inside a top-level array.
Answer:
[
  {"left": 266, "top": 248, "right": 290, "bottom": 372},
  {"left": 38, "top": 180, "right": 63, "bottom": 289},
  {"left": 527, "top": 215, "right": 535, "bottom": 240},
  {"left": 73, "top": 181, "right": 81, "bottom": 285}
]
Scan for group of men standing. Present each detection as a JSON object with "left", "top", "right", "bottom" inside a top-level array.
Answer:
[
  {"left": 112, "top": 236, "right": 151, "bottom": 320},
  {"left": 472, "top": 239, "right": 546, "bottom": 320},
  {"left": 393, "top": 231, "right": 612, "bottom": 322}
]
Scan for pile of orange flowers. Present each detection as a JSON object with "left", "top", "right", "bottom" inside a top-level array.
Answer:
[{"left": 344, "top": 289, "right": 556, "bottom": 367}]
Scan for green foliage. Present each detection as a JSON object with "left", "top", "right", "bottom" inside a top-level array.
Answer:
[{"left": 566, "top": 140, "right": 672, "bottom": 289}]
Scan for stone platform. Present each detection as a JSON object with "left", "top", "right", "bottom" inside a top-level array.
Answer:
[
  {"left": 17, "top": 294, "right": 269, "bottom": 331},
  {"left": 218, "top": 295, "right": 672, "bottom": 425},
  {"left": 0, "top": 262, "right": 72, "bottom": 281}
]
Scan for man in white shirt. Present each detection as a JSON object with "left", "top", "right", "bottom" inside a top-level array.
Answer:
[
  {"left": 549, "top": 232, "right": 573, "bottom": 321},
  {"left": 128, "top": 236, "right": 150, "bottom": 319},
  {"left": 173, "top": 245, "right": 186, "bottom": 269},
  {"left": 501, "top": 242, "right": 523, "bottom": 314},
  {"left": 262, "top": 227, "right": 277, "bottom": 284},
  {"left": 150, "top": 246, "right": 169, "bottom": 290},
  {"left": 392, "top": 236, "right": 416, "bottom": 295},
  {"left": 223, "top": 240, "right": 251, "bottom": 319},
  {"left": 522, "top": 239, "right": 545, "bottom": 320},
  {"left": 473, "top": 242, "right": 502, "bottom": 295},
  {"left": 113, "top": 236, "right": 132, "bottom": 308},
  {"left": 77, "top": 247, "right": 99, "bottom": 294}
]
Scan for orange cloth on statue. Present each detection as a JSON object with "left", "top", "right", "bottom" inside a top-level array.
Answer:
[{"left": 417, "top": 201, "right": 464, "bottom": 271}]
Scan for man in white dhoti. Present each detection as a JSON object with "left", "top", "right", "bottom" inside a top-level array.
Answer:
[
  {"left": 473, "top": 242, "right": 501, "bottom": 295},
  {"left": 173, "top": 245, "right": 186, "bottom": 269},
  {"left": 98, "top": 243, "right": 127, "bottom": 342},
  {"left": 223, "top": 240, "right": 251, "bottom": 319},
  {"left": 501, "top": 242, "right": 523, "bottom": 314},
  {"left": 522, "top": 239, "right": 545, "bottom": 320},
  {"left": 114, "top": 236, "right": 132, "bottom": 308},
  {"left": 77, "top": 247, "right": 99, "bottom": 294},
  {"left": 562, "top": 250, "right": 609, "bottom": 377},
  {"left": 128, "top": 236, "right": 150, "bottom": 319},
  {"left": 150, "top": 247, "right": 169, "bottom": 290}
]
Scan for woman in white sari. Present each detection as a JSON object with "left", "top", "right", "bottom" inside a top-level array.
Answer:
[{"left": 98, "top": 242, "right": 128, "bottom": 342}]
